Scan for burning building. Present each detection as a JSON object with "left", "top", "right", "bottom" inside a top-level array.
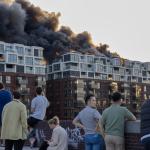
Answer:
[
  {"left": 0, "top": 40, "right": 46, "bottom": 114},
  {"left": 46, "top": 51, "right": 150, "bottom": 119}
]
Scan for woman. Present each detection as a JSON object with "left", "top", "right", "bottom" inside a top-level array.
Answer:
[{"left": 39, "top": 116, "right": 68, "bottom": 150}]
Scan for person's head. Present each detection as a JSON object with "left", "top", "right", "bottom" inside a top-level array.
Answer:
[
  {"left": 112, "top": 92, "right": 122, "bottom": 104},
  {"left": 48, "top": 116, "right": 60, "bottom": 129},
  {"left": 13, "top": 91, "right": 21, "bottom": 100},
  {"left": 0, "top": 83, "right": 4, "bottom": 90},
  {"left": 85, "top": 94, "right": 97, "bottom": 108},
  {"left": 36, "top": 87, "right": 43, "bottom": 95}
]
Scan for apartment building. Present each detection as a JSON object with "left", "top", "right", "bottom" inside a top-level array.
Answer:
[
  {"left": 0, "top": 41, "right": 46, "bottom": 113},
  {"left": 46, "top": 51, "right": 150, "bottom": 119}
]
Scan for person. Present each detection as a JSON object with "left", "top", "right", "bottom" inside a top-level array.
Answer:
[
  {"left": 0, "top": 83, "right": 12, "bottom": 127},
  {"left": 73, "top": 94, "right": 104, "bottom": 150},
  {"left": 141, "top": 99, "right": 150, "bottom": 150},
  {"left": 101, "top": 92, "right": 136, "bottom": 150},
  {"left": 1, "top": 91, "right": 28, "bottom": 150},
  {"left": 0, "top": 83, "right": 12, "bottom": 146},
  {"left": 28, "top": 87, "right": 49, "bottom": 128},
  {"left": 27, "top": 87, "right": 49, "bottom": 147},
  {"left": 39, "top": 116, "right": 68, "bottom": 150}
]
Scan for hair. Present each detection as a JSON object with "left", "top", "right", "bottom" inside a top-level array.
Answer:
[
  {"left": 112, "top": 92, "right": 122, "bottom": 102},
  {"left": 36, "top": 87, "right": 43, "bottom": 95},
  {"left": 13, "top": 91, "right": 21, "bottom": 99},
  {"left": 48, "top": 116, "right": 60, "bottom": 125},
  {"left": 85, "top": 94, "right": 95, "bottom": 104},
  {"left": 0, "top": 83, "right": 4, "bottom": 90}
]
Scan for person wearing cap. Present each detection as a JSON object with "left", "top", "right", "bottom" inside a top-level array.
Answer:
[{"left": 101, "top": 92, "right": 136, "bottom": 150}]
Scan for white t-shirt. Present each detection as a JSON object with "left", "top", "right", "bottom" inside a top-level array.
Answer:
[{"left": 30, "top": 95, "right": 49, "bottom": 120}]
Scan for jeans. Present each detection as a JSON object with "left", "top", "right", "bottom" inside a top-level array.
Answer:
[{"left": 84, "top": 134, "right": 105, "bottom": 150}]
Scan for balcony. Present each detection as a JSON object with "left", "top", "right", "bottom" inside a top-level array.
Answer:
[
  {"left": 6, "top": 68, "right": 15, "bottom": 72},
  {"left": 63, "top": 66, "right": 79, "bottom": 70},
  {"left": 18, "top": 88, "right": 30, "bottom": 95}
]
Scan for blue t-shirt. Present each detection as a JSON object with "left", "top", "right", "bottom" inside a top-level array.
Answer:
[
  {"left": 30, "top": 95, "right": 49, "bottom": 120},
  {"left": 0, "top": 89, "right": 12, "bottom": 125},
  {"left": 75, "top": 106, "right": 101, "bottom": 134}
]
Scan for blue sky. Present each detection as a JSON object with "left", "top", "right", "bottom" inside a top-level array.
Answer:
[{"left": 30, "top": 0, "right": 150, "bottom": 62}]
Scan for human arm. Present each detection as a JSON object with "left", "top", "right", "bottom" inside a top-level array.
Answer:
[
  {"left": 72, "top": 114, "right": 85, "bottom": 129},
  {"left": 21, "top": 105, "right": 28, "bottom": 134},
  {"left": 48, "top": 128, "right": 59, "bottom": 147},
  {"left": 31, "top": 98, "right": 36, "bottom": 113},
  {"left": 96, "top": 119, "right": 105, "bottom": 138},
  {"left": 94, "top": 110, "right": 101, "bottom": 122},
  {"left": 124, "top": 108, "right": 136, "bottom": 121}
]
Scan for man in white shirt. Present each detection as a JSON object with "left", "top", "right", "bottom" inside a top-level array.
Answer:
[
  {"left": 28, "top": 87, "right": 49, "bottom": 128},
  {"left": 27, "top": 87, "right": 49, "bottom": 147}
]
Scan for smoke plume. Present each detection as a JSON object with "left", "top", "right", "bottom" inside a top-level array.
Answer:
[{"left": 0, "top": 0, "right": 114, "bottom": 61}]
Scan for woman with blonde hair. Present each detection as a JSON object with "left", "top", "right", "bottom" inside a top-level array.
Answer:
[{"left": 46, "top": 116, "right": 68, "bottom": 150}]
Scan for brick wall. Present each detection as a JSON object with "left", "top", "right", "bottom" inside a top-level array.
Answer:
[{"left": 35, "top": 120, "right": 143, "bottom": 150}]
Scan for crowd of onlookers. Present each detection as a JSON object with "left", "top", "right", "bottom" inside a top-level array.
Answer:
[{"left": 0, "top": 82, "right": 150, "bottom": 150}]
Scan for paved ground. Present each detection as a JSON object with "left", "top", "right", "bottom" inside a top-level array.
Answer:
[{"left": 0, "top": 146, "right": 38, "bottom": 150}]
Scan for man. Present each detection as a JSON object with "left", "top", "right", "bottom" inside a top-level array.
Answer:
[
  {"left": 27, "top": 87, "right": 49, "bottom": 147},
  {"left": 102, "top": 92, "right": 136, "bottom": 150},
  {"left": 0, "top": 83, "right": 12, "bottom": 127},
  {"left": 28, "top": 87, "right": 49, "bottom": 128},
  {"left": 141, "top": 99, "right": 150, "bottom": 150},
  {"left": 73, "top": 94, "right": 104, "bottom": 150},
  {"left": 0, "top": 83, "right": 12, "bottom": 146},
  {"left": 1, "top": 91, "right": 28, "bottom": 150}
]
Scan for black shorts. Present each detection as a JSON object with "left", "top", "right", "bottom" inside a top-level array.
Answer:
[{"left": 27, "top": 116, "right": 41, "bottom": 128}]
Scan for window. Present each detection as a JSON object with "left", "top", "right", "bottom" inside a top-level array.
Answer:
[
  {"left": 49, "top": 66, "right": 52, "bottom": 73},
  {"left": 16, "top": 46, "right": 24, "bottom": 55},
  {"left": 34, "top": 58, "right": 41, "bottom": 65},
  {"left": 0, "top": 54, "right": 5, "bottom": 62},
  {"left": 88, "top": 72, "right": 94, "bottom": 78},
  {"left": 53, "top": 64, "right": 60, "bottom": 71},
  {"left": 25, "top": 48, "right": 32, "bottom": 55},
  {"left": 87, "top": 56, "right": 94, "bottom": 63},
  {"left": 5, "top": 45, "right": 14, "bottom": 52},
  {"left": 34, "top": 49, "right": 43, "bottom": 57},
  {"left": 8, "top": 54, "right": 17, "bottom": 63},
  {"left": 0, "top": 44, "right": 4, "bottom": 53},
  {"left": 25, "top": 57, "right": 33, "bottom": 65},
  {"left": 26, "top": 66, "right": 33, "bottom": 74},
  {"left": 54, "top": 72, "right": 62, "bottom": 79},
  {"left": 18, "top": 56, "right": 24, "bottom": 64},
  {"left": 70, "top": 54, "right": 79, "bottom": 62},
  {"left": 35, "top": 67, "right": 45, "bottom": 74},
  {"left": 6, "top": 76, "right": 11, "bottom": 84},
  {"left": 0, "top": 64, "right": 4, "bottom": 72},
  {"left": 0, "top": 76, "right": 2, "bottom": 82},
  {"left": 34, "top": 49, "right": 39, "bottom": 57},
  {"left": 16, "top": 65, "right": 24, "bottom": 73},
  {"left": 64, "top": 54, "right": 70, "bottom": 61},
  {"left": 80, "top": 63, "right": 87, "bottom": 71}
]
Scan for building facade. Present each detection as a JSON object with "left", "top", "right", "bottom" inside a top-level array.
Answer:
[
  {"left": 46, "top": 51, "right": 150, "bottom": 119},
  {"left": 0, "top": 41, "right": 46, "bottom": 114}
]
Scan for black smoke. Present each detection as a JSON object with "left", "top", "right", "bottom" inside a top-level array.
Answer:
[{"left": 0, "top": 0, "right": 114, "bottom": 61}]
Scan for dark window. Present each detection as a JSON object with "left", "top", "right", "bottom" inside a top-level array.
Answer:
[
  {"left": 34, "top": 49, "right": 39, "bottom": 57},
  {"left": 88, "top": 72, "right": 94, "bottom": 77},
  {"left": 53, "top": 64, "right": 60, "bottom": 71},
  {"left": 64, "top": 54, "right": 70, "bottom": 61},
  {"left": 16, "top": 65, "right": 24, "bottom": 73},
  {"left": 0, "top": 64, "right": 4, "bottom": 72}
]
